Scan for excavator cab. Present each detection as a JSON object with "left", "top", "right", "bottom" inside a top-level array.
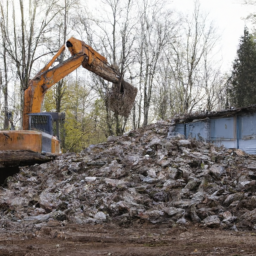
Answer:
[
  {"left": 28, "top": 112, "right": 65, "bottom": 153},
  {"left": 29, "top": 113, "right": 54, "bottom": 135},
  {"left": 29, "top": 112, "right": 65, "bottom": 138}
]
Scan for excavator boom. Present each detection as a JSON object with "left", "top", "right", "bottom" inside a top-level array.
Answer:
[
  {"left": 23, "top": 53, "right": 84, "bottom": 130},
  {"left": 23, "top": 37, "right": 137, "bottom": 130}
]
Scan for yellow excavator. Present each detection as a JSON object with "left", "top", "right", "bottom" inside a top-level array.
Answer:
[{"left": 0, "top": 38, "right": 137, "bottom": 163}]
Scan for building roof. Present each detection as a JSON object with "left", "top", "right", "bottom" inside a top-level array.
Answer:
[{"left": 174, "top": 104, "right": 256, "bottom": 123}]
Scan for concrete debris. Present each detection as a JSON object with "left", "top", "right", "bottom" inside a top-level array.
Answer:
[
  {"left": 1, "top": 120, "right": 256, "bottom": 231},
  {"left": 203, "top": 215, "right": 220, "bottom": 228}
]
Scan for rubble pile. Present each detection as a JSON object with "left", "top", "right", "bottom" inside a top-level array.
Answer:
[{"left": 1, "top": 121, "right": 256, "bottom": 230}]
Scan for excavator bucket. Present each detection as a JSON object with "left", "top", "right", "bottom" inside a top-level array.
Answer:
[
  {"left": 107, "top": 80, "right": 137, "bottom": 118},
  {"left": 64, "top": 38, "right": 138, "bottom": 118}
]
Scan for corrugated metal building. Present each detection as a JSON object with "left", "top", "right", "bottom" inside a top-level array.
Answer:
[{"left": 169, "top": 105, "right": 256, "bottom": 154}]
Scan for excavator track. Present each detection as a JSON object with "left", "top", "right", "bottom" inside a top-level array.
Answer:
[{"left": 0, "top": 150, "right": 56, "bottom": 168}]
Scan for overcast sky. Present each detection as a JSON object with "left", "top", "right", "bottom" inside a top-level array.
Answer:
[{"left": 172, "top": 0, "right": 254, "bottom": 72}]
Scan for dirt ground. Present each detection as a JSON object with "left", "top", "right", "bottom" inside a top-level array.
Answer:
[{"left": 0, "top": 223, "right": 256, "bottom": 256}]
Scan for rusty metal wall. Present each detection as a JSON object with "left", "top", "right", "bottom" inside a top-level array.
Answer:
[
  {"left": 173, "top": 112, "right": 256, "bottom": 154},
  {"left": 185, "top": 119, "right": 210, "bottom": 141},
  {"left": 174, "top": 123, "right": 186, "bottom": 136},
  {"left": 209, "top": 117, "right": 237, "bottom": 149},
  {"left": 238, "top": 113, "right": 256, "bottom": 154}
]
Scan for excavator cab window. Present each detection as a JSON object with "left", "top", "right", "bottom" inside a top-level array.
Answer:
[
  {"left": 29, "top": 113, "right": 53, "bottom": 135},
  {"left": 28, "top": 112, "right": 65, "bottom": 139}
]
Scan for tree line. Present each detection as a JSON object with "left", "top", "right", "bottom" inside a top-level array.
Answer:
[
  {"left": 228, "top": 27, "right": 256, "bottom": 107},
  {"left": 0, "top": 0, "right": 228, "bottom": 152}
]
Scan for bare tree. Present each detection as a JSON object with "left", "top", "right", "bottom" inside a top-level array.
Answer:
[
  {"left": 0, "top": 0, "right": 62, "bottom": 127},
  {"left": 135, "top": 0, "right": 177, "bottom": 127},
  {"left": 151, "top": 58, "right": 172, "bottom": 120},
  {"left": 80, "top": 0, "right": 137, "bottom": 136},
  {"left": 49, "top": 0, "right": 81, "bottom": 114},
  {"left": 0, "top": 0, "right": 9, "bottom": 129},
  {"left": 201, "top": 50, "right": 224, "bottom": 112},
  {"left": 167, "top": 1, "right": 220, "bottom": 114}
]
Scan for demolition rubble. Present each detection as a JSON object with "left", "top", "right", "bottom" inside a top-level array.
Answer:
[{"left": 1, "top": 121, "right": 256, "bottom": 231}]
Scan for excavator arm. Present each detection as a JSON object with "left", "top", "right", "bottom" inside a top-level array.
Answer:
[
  {"left": 23, "top": 37, "right": 134, "bottom": 130},
  {"left": 0, "top": 37, "right": 137, "bottom": 164},
  {"left": 23, "top": 49, "right": 84, "bottom": 130}
]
